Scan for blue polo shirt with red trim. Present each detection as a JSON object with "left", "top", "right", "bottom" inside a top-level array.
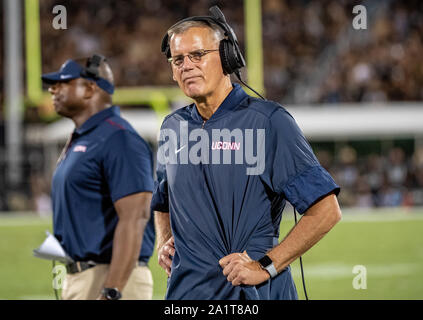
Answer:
[{"left": 52, "top": 106, "right": 155, "bottom": 263}]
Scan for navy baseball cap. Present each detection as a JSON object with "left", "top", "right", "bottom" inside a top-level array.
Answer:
[{"left": 41, "top": 59, "right": 115, "bottom": 94}]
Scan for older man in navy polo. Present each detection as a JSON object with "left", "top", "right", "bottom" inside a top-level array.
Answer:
[
  {"left": 42, "top": 55, "right": 155, "bottom": 300},
  {"left": 152, "top": 11, "right": 342, "bottom": 300}
]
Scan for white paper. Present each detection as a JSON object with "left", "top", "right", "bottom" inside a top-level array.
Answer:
[{"left": 33, "top": 231, "right": 74, "bottom": 263}]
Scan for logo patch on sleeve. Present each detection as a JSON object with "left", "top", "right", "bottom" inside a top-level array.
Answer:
[{"left": 73, "top": 145, "right": 87, "bottom": 152}]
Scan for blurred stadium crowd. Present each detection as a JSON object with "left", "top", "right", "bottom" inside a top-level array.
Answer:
[
  {"left": 33, "top": 0, "right": 423, "bottom": 103},
  {"left": 1, "top": 0, "right": 423, "bottom": 212},
  {"left": 320, "top": 146, "right": 423, "bottom": 208}
]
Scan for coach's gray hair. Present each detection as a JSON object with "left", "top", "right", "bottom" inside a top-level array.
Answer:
[{"left": 167, "top": 20, "right": 225, "bottom": 44}]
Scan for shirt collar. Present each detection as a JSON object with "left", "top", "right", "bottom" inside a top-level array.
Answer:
[
  {"left": 191, "top": 83, "right": 249, "bottom": 122},
  {"left": 75, "top": 105, "right": 120, "bottom": 136}
]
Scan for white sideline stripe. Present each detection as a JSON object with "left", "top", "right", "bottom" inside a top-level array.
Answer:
[
  {"left": 13, "top": 264, "right": 422, "bottom": 299},
  {"left": 290, "top": 263, "right": 420, "bottom": 279},
  {"left": 282, "top": 212, "right": 423, "bottom": 223},
  {"left": 339, "top": 213, "right": 423, "bottom": 223}
]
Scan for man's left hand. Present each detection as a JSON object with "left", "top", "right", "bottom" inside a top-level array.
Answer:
[{"left": 219, "top": 251, "right": 270, "bottom": 286}]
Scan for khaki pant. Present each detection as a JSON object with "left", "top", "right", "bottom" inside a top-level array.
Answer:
[{"left": 61, "top": 264, "right": 153, "bottom": 300}]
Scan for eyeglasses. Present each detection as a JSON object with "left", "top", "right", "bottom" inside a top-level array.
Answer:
[{"left": 168, "top": 49, "right": 219, "bottom": 67}]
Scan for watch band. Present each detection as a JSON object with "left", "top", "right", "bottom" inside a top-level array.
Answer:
[{"left": 258, "top": 255, "right": 278, "bottom": 278}]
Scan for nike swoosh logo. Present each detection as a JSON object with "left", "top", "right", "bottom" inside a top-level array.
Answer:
[
  {"left": 175, "top": 145, "right": 186, "bottom": 154},
  {"left": 60, "top": 74, "right": 73, "bottom": 79}
]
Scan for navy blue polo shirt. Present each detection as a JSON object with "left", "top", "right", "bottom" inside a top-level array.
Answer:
[
  {"left": 151, "top": 84, "right": 340, "bottom": 300},
  {"left": 52, "top": 106, "right": 155, "bottom": 263}
]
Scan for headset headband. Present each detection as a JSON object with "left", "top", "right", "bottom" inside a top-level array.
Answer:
[{"left": 82, "top": 54, "right": 115, "bottom": 94}]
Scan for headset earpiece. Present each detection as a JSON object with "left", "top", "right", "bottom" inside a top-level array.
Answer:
[
  {"left": 161, "top": 34, "right": 171, "bottom": 59},
  {"left": 219, "top": 39, "right": 238, "bottom": 75},
  {"left": 81, "top": 54, "right": 105, "bottom": 79},
  {"left": 219, "top": 40, "right": 230, "bottom": 75}
]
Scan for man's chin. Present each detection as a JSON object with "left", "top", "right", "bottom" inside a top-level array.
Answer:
[
  {"left": 54, "top": 105, "right": 63, "bottom": 115},
  {"left": 183, "top": 86, "right": 204, "bottom": 100},
  {"left": 55, "top": 105, "right": 70, "bottom": 118}
]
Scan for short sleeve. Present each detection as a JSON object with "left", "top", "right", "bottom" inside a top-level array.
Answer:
[
  {"left": 150, "top": 123, "right": 169, "bottom": 212},
  {"left": 102, "top": 130, "right": 154, "bottom": 203},
  {"left": 264, "top": 108, "right": 340, "bottom": 213}
]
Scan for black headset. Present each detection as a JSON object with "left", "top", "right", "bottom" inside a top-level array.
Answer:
[
  {"left": 161, "top": 6, "right": 245, "bottom": 76},
  {"left": 79, "top": 54, "right": 115, "bottom": 94},
  {"left": 161, "top": 5, "right": 265, "bottom": 100},
  {"left": 80, "top": 54, "right": 106, "bottom": 79}
]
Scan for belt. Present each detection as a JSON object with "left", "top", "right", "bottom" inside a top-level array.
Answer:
[
  {"left": 66, "top": 261, "right": 96, "bottom": 274},
  {"left": 66, "top": 260, "right": 148, "bottom": 274}
]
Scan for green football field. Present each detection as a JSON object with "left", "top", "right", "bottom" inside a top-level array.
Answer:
[{"left": 0, "top": 209, "right": 422, "bottom": 300}]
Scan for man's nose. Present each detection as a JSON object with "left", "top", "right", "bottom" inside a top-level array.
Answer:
[{"left": 181, "top": 55, "right": 195, "bottom": 71}]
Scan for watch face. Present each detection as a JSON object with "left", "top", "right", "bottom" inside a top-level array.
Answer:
[
  {"left": 104, "top": 288, "right": 121, "bottom": 300},
  {"left": 258, "top": 255, "right": 273, "bottom": 268},
  {"left": 107, "top": 289, "right": 118, "bottom": 299}
]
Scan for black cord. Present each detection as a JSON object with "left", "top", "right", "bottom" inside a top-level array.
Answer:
[
  {"left": 293, "top": 207, "right": 309, "bottom": 300},
  {"left": 234, "top": 70, "right": 266, "bottom": 100}
]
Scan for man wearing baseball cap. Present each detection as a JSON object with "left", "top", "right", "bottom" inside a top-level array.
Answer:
[{"left": 43, "top": 55, "right": 155, "bottom": 300}]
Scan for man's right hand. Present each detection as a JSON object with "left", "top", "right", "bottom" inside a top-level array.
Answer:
[{"left": 158, "top": 236, "right": 175, "bottom": 277}]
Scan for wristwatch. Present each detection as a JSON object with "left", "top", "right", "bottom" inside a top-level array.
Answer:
[
  {"left": 101, "top": 287, "right": 122, "bottom": 300},
  {"left": 258, "top": 255, "right": 278, "bottom": 278}
]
